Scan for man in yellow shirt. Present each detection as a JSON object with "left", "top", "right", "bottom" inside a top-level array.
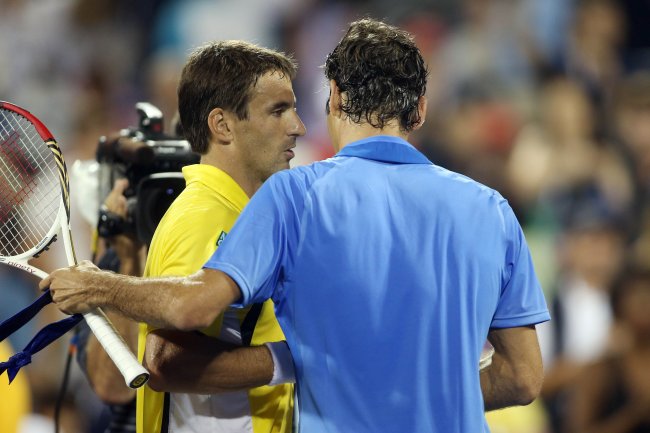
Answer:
[{"left": 136, "top": 41, "right": 305, "bottom": 433}]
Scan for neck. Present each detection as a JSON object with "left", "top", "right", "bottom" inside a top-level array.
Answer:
[
  {"left": 199, "top": 152, "right": 260, "bottom": 198},
  {"left": 336, "top": 121, "right": 409, "bottom": 151}
]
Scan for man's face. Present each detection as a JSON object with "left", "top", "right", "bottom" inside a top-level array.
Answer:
[{"left": 232, "top": 71, "right": 306, "bottom": 183}]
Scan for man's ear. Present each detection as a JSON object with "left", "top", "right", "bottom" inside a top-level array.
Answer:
[
  {"left": 412, "top": 95, "right": 428, "bottom": 131},
  {"left": 207, "top": 107, "right": 233, "bottom": 143},
  {"left": 328, "top": 80, "right": 342, "bottom": 118}
]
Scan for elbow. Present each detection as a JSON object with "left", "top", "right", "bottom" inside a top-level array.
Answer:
[
  {"left": 172, "top": 301, "right": 218, "bottom": 331},
  {"left": 145, "top": 361, "right": 168, "bottom": 393},
  {"left": 512, "top": 371, "right": 544, "bottom": 406},
  {"left": 168, "top": 275, "right": 225, "bottom": 331},
  {"left": 143, "top": 341, "right": 175, "bottom": 392},
  {"left": 92, "top": 377, "right": 135, "bottom": 405}
]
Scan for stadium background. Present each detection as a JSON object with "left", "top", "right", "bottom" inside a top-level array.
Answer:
[{"left": 1, "top": 0, "right": 649, "bottom": 432}]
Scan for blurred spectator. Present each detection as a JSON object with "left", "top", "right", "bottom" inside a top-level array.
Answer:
[
  {"left": 0, "top": 0, "right": 646, "bottom": 431},
  {"left": 506, "top": 76, "right": 633, "bottom": 220},
  {"left": 565, "top": 267, "right": 650, "bottom": 433},
  {"left": 430, "top": 84, "right": 521, "bottom": 204},
  {"left": 556, "top": 0, "right": 625, "bottom": 136},
  {"left": 437, "top": 0, "right": 537, "bottom": 113},
  {"left": 520, "top": 0, "right": 573, "bottom": 69},
  {"left": 539, "top": 184, "right": 628, "bottom": 433},
  {"left": 610, "top": 73, "right": 650, "bottom": 262}
]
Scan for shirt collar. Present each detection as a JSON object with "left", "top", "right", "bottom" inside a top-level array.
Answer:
[
  {"left": 335, "top": 135, "right": 432, "bottom": 165},
  {"left": 182, "top": 164, "right": 249, "bottom": 212}
]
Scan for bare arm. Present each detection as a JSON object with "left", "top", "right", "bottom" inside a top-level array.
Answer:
[
  {"left": 83, "top": 179, "right": 141, "bottom": 403},
  {"left": 143, "top": 330, "right": 274, "bottom": 393},
  {"left": 43, "top": 265, "right": 239, "bottom": 331},
  {"left": 480, "top": 325, "right": 544, "bottom": 411}
]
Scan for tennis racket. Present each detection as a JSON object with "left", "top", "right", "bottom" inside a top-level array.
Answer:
[{"left": 0, "top": 101, "right": 149, "bottom": 388}]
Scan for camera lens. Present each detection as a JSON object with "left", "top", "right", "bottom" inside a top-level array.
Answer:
[{"left": 135, "top": 174, "right": 185, "bottom": 245}]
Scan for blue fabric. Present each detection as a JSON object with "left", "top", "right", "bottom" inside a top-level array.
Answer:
[
  {"left": 0, "top": 289, "right": 82, "bottom": 383},
  {"left": 0, "top": 289, "right": 53, "bottom": 342},
  {"left": 205, "top": 136, "right": 550, "bottom": 433}
]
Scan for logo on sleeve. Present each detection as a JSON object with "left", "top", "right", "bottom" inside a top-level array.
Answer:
[{"left": 216, "top": 230, "right": 227, "bottom": 247}]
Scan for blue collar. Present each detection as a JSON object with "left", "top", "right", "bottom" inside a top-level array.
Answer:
[{"left": 335, "top": 135, "right": 432, "bottom": 165}]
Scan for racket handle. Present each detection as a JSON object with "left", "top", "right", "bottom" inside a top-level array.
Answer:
[{"left": 83, "top": 308, "right": 149, "bottom": 388}]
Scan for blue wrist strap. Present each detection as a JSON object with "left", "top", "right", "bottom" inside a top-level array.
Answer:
[{"left": 0, "top": 289, "right": 82, "bottom": 383}]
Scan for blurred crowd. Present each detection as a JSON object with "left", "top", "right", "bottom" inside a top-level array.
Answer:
[{"left": 1, "top": 0, "right": 650, "bottom": 432}]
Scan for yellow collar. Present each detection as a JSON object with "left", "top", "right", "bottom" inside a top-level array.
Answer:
[{"left": 182, "top": 164, "right": 249, "bottom": 212}]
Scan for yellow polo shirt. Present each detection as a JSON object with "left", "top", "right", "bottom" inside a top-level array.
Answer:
[{"left": 136, "top": 164, "right": 292, "bottom": 433}]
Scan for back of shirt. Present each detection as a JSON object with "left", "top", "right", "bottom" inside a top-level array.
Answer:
[{"left": 207, "top": 137, "right": 550, "bottom": 433}]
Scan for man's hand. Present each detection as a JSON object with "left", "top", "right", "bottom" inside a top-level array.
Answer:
[
  {"left": 104, "top": 178, "right": 129, "bottom": 218},
  {"left": 102, "top": 178, "right": 145, "bottom": 276},
  {"left": 40, "top": 261, "right": 113, "bottom": 315}
]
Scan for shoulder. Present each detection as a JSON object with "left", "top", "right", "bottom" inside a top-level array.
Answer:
[
  {"left": 145, "top": 189, "right": 240, "bottom": 277},
  {"left": 263, "top": 160, "right": 341, "bottom": 200},
  {"left": 158, "top": 185, "right": 239, "bottom": 233},
  {"left": 426, "top": 164, "right": 511, "bottom": 219}
]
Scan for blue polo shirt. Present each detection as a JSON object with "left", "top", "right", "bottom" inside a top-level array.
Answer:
[{"left": 205, "top": 135, "right": 550, "bottom": 433}]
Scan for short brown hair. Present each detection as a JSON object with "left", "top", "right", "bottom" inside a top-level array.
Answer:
[{"left": 178, "top": 41, "right": 297, "bottom": 154}]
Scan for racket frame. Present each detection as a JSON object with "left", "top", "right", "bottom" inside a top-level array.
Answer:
[{"left": 0, "top": 101, "right": 149, "bottom": 388}]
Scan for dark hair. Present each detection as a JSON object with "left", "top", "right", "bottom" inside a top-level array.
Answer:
[
  {"left": 178, "top": 40, "right": 297, "bottom": 154},
  {"left": 324, "top": 18, "right": 428, "bottom": 132}
]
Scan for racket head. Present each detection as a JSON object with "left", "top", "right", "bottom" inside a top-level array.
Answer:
[{"left": 0, "top": 101, "right": 68, "bottom": 262}]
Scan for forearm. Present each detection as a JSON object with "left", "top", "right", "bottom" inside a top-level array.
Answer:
[
  {"left": 106, "top": 272, "right": 209, "bottom": 330},
  {"left": 46, "top": 266, "right": 239, "bottom": 331},
  {"left": 481, "top": 326, "right": 544, "bottom": 411},
  {"left": 481, "top": 352, "right": 532, "bottom": 411},
  {"left": 144, "top": 330, "right": 274, "bottom": 393}
]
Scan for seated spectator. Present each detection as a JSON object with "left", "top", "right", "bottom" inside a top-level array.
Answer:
[{"left": 566, "top": 266, "right": 650, "bottom": 433}]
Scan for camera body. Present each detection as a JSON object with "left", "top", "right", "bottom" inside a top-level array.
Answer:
[{"left": 96, "top": 102, "right": 199, "bottom": 245}]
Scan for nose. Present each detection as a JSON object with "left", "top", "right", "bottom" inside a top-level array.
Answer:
[{"left": 290, "top": 112, "right": 307, "bottom": 137}]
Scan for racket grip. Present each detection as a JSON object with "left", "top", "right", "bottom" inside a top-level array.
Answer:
[{"left": 83, "top": 308, "right": 149, "bottom": 388}]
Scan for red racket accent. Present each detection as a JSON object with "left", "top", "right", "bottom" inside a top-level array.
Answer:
[
  {"left": 0, "top": 101, "right": 54, "bottom": 141},
  {"left": 0, "top": 104, "right": 62, "bottom": 256}
]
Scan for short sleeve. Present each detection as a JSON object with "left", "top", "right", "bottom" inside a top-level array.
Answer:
[
  {"left": 491, "top": 202, "right": 551, "bottom": 328},
  {"left": 204, "top": 172, "right": 295, "bottom": 307}
]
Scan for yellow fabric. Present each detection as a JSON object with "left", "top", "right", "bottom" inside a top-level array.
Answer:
[
  {"left": 136, "top": 164, "right": 293, "bottom": 433},
  {"left": 0, "top": 341, "right": 31, "bottom": 433},
  {"left": 485, "top": 399, "right": 550, "bottom": 433}
]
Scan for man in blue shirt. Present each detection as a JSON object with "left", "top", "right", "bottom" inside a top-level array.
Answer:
[{"left": 46, "top": 18, "right": 549, "bottom": 433}]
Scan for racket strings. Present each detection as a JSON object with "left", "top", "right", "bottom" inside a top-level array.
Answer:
[{"left": 0, "top": 110, "right": 60, "bottom": 257}]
